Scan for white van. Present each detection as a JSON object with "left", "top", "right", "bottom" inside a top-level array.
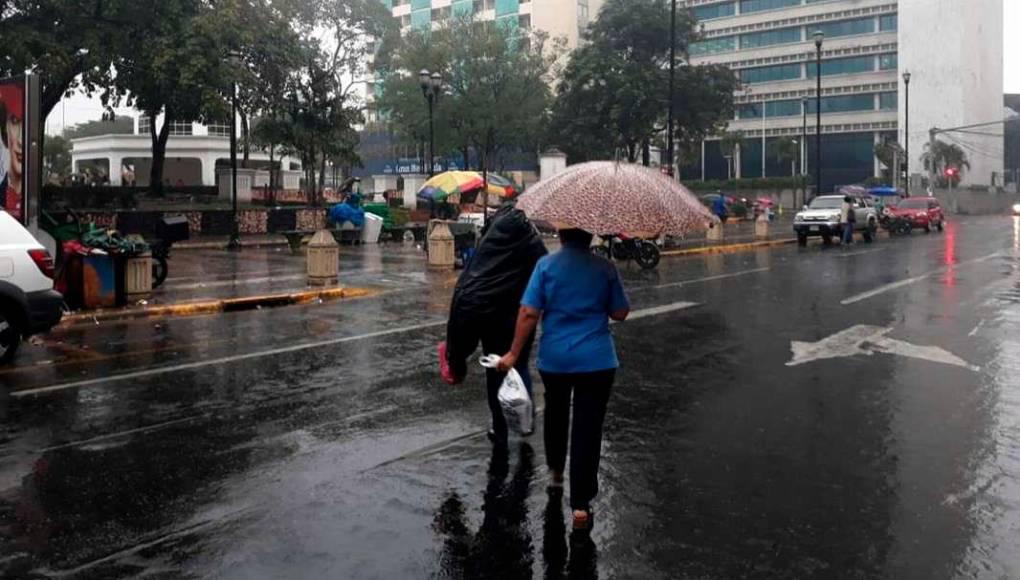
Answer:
[{"left": 0, "top": 210, "right": 63, "bottom": 363}]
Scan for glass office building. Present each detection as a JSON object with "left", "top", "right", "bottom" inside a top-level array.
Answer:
[{"left": 685, "top": 0, "right": 1004, "bottom": 190}]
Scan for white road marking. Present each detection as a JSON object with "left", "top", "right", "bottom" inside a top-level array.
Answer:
[
  {"left": 12, "top": 300, "right": 701, "bottom": 398},
  {"left": 10, "top": 320, "right": 448, "bottom": 398},
  {"left": 968, "top": 319, "right": 986, "bottom": 337},
  {"left": 787, "top": 324, "right": 978, "bottom": 371},
  {"left": 840, "top": 274, "right": 931, "bottom": 305},
  {"left": 642, "top": 267, "right": 770, "bottom": 291},
  {"left": 840, "top": 252, "right": 1002, "bottom": 305},
  {"left": 623, "top": 301, "right": 700, "bottom": 321}
]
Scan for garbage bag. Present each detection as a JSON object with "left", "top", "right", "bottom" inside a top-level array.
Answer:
[
  {"left": 449, "top": 205, "right": 546, "bottom": 319},
  {"left": 329, "top": 203, "right": 365, "bottom": 228},
  {"left": 479, "top": 354, "right": 533, "bottom": 435}
]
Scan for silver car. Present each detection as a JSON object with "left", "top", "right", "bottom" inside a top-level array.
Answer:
[{"left": 794, "top": 195, "right": 878, "bottom": 246}]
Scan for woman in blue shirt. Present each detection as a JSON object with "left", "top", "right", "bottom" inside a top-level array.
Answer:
[{"left": 498, "top": 228, "right": 630, "bottom": 531}]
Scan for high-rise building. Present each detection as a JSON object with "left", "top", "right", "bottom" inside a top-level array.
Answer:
[
  {"left": 686, "top": 0, "right": 1003, "bottom": 190},
  {"left": 381, "top": 0, "right": 604, "bottom": 51}
]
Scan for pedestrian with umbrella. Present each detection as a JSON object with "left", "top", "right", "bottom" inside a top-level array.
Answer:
[{"left": 496, "top": 162, "right": 715, "bottom": 532}]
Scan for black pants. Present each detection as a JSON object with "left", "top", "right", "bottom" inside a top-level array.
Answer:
[
  {"left": 447, "top": 313, "right": 534, "bottom": 442},
  {"left": 540, "top": 369, "right": 615, "bottom": 511}
]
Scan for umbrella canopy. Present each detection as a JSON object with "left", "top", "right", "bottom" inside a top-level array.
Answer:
[
  {"left": 516, "top": 162, "right": 717, "bottom": 238},
  {"left": 418, "top": 171, "right": 485, "bottom": 203},
  {"left": 868, "top": 186, "right": 901, "bottom": 197}
]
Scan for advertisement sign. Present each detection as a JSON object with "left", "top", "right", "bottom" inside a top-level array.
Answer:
[{"left": 0, "top": 77, "right": 26, "bottom": 222}]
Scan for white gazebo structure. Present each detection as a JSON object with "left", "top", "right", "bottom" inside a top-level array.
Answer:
[{"left": 70, "top": 118, "right": 302, "bottom": 187}]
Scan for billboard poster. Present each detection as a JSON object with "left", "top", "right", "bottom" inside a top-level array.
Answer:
[{"left": 0, "top": 78, "right": 26, "bottom": 222}]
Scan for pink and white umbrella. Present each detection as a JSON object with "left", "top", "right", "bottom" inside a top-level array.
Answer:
[{"left": 516, "top": 162, "right": 718, "bottom": 238}]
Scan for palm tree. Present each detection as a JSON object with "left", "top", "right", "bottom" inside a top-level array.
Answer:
[{"left": 922, "top": 140, "right": 970, "bottom": 186}]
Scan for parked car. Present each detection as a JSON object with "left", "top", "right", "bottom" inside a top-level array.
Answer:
[
  {"left": 887, "top": 197, "right": 945, "bottom": 233},
  {"left": 0, "top": 210, "right": 63, "bottom": 363},
  {"left": 794, "top": 194, "right": 879, "bottom": 246}
]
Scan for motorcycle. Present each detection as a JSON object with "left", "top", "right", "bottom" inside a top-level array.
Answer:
[{"left": 592, "top": 235, "right": 661, "bottom": 270}]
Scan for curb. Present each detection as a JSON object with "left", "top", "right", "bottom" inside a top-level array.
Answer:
[
  {"left": 59, "top": 286, "right": 376, "bottom": 326},
  {"left": 662, "top": 238, "right": 798, "bottom": 257},
  {"left": 175, "top": 239, "right": 290, "bottom": 250}
]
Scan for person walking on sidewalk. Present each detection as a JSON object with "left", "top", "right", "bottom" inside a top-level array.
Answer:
[
  {"left": 840, "top": 195, "right": 856, "bottom": 245},
  {"left": 441, "top": 204, "right": 547, "bottom": 446},
  {"left": 498, "top": 228, "right": 630, "bottom": 531}
]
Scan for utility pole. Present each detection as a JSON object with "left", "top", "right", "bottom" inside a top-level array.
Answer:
[
  {"left": 666, "top": 0, "right": 677, "bottom": 178},
  {"left": 903, "top": 71, "right": 911, "bottom": 195},
  {"left": 929, "top": 128, "right": 937, "bottom": 196},
  {"left": 813, "top": 31, "right": 824, "bottom": 195}
]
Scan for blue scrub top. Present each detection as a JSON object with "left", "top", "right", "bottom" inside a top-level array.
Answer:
[{"left": 521, "top": 246, "right": 630, "bottom": 373}]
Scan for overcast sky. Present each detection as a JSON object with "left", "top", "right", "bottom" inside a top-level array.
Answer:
[{"left": 45, "top": 4, "right": 1020, "bottom": 135}]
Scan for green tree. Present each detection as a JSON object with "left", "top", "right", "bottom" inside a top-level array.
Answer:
[
  {"left": 378, "top": 16, "right": 559, "bottom": 174},
  {"left": 547, "top": 0, "right": 736, "bottom": 165},
  {"left": 107, "top": 0, "right": 236, "bottom": 195},
  {"left": 0, "top": 0, "right": 123, "bottom": 120},
  {"left": 43, "top": 134, "right": 71, "bottom": 182},
  {"left": 922, "top": 140, "right": 970, "bottom": 186},
  {"left": 774, "top": 136, "right": 800, "bottom": 175}
]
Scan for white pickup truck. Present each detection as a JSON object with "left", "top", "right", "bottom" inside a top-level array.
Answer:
[{"left": 0, "top": 210, "right": 63, "bottom": 363}]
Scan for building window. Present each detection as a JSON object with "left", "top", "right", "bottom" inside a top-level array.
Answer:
[
  {"left": 737, "top": 99, "right": 802, "bottom": 119},
  {"left": 495, "top": 0, "right": 518, "bottom": 17},
  {"left": 689, "top": 36, "right": 737, "bottom": 56},
  {"left": 738, "top": 63, "right": 802, "bottom": 84},
  {"left": 411, "top": 0, "right": 430, "bottom": 9},
  {"left": 410, "top": 9, "right": 430, "bottom": 29},
  {"left": 739, "top": 0, "right": 801, "bottom": 15},
  {"left": 518, "top": 13, "right": 531, "bottom": 28},
  {"left": 879, "top": 14, "right": 897, "bottom": 31},
  {"left": 879, "top": 92, "right": 897, "bottom": 110},
  {"left": 452, "top": 0, "right": 473, "bottom": 16},
  {"left": 169, "top": 120, "right": 193, "bottom": 136},
  {"left": 138, "top": 115, "right": 151, "bottom": 135},
  {"left": 806, "top": 56, "right": 875, "bottom": 78},
  {"left": 812, "top": 17, "right": 875, "bottom": 39},
  {"left": 693, "top": 2, "right": 735, "bottom": 21},
  {"left": 740, "top": 27, "right": 801, "bottom": 49},
  {"left": 431, "top": 5, "right": 451, "bottom": 20},
  {"left": 879, "top": 53, "right": 898, "bottom": 70},
  {"left": 805, "top": 94, "right": 876, "bottom": 114},
  {"left": 207, "top": 123, "right": 231, "bottom": 137}
]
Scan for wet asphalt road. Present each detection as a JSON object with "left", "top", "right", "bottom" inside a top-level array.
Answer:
[{"left": 3, "top": 216, "right": 1020, "bottom": 579}]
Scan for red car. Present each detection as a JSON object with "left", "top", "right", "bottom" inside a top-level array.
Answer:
[{"left": 887, "top": 197, "right": 945, "bottom": 233}]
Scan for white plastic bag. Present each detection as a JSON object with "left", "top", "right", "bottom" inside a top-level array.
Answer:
[{"left": 479, "top": 354, "right": 533, "bottom": 435}]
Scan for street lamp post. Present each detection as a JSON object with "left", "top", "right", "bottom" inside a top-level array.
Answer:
[
  {"left": 801, "top": 96, "right": 808, "bottom": 206},
  {"left": 813, "top": 31, "right": 824, "bottom": 196},
  {"left": 227, "top": 67, "right": 241, "bottom": 251},
  {"left": 666, "top": 0, "right": 677, "bottom": 177},
  {"left": 903, "top": 70, "right": 911, "bottom": 196},
  {"left": 419, "top": 69, "right": 442, "bottom": 177}
]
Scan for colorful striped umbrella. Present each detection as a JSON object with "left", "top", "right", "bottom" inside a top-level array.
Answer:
[
  {"left": 515, "top": 162, "right": 717, "bottom": 238},
  {"left": 417, "top": 171, "right": 485, "bottom": 203}
]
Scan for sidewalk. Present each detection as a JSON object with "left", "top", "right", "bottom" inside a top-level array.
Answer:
[{"left": 60, "top": 217, "right": 796, "bottom": 326}]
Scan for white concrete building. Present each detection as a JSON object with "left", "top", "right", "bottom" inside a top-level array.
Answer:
[
  {"left": 685, "top": 0, "right": 1003, "bottom": 190},
  {"left": 70, "top": 116, "right": 302, "bottom": 187}
]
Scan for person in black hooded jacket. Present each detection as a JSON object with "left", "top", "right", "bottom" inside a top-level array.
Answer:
[{"left": 442, "top": 204, "right": 548, "bottom": 446}]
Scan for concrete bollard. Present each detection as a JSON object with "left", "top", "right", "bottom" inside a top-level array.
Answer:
[
  {"left": 707, "top": 222, "right": 725, "bottom": 243},
  {"left": 125, "top": 253, "right": 153, "bottom": 300},
  {"left": 755, "top": 214, "right": 770, "bottom": 239},
  {"left": 306, "top": 230, "right": 339, "bottom": 286},
  {"left": 427, "top": 221, "right": 456, "bottom": 270}
]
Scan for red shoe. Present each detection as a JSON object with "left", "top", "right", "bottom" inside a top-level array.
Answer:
[{"left": 438, "top": 341, "right": 462, "bottom": 385}]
